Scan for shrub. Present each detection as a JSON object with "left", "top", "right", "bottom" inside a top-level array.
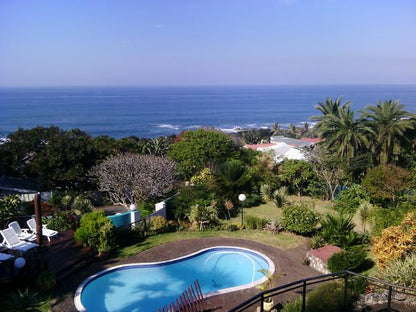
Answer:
[
  {"left": 2, "top": 288, "right": 46, "bottom": 312},
  {"left": 370, "top": 205, "right": 408, "bottom": 236},
  {"left": 150, "top": 216, "right": 172, "bottom": 234},
  {"left": 72, "top": 196, "right": 93, "bottom": 214},
  {"left": 281, "top": 204, "right": 319, "bottom": 235},
  {"left": 372, "top": 212, "right": 416, "bottom": 269},
  {"left": 320, "top": 213, "right": 360, "bottom": 248},
  {"left": 35, "top": 271, "right": 57, "bottom": 292},
  {"left": 0, "top": 195, "right": 20, "bottom": 228},
  {"left": 327, "top": 247, "right": 371, "bottom": 273},
  {"left": 334, "top": 184, "right": 370, "bottom": 214},
  {"left": 310, "top": 233, "right": 326, "bottom": 249},
  {"left": 44, "top": 210, "right": 76, "bottom": 231},
  {"left": 306, "top": 282, "right": 348, "bottom": 312},
  {"left": 244, "top": 193, "right": 262, "bottom": 207},
  {"left": 383, "top": 253, "right": 416, "bottom": 288},
  {"left": 281, "top": 297, "right": 303, "bottom": 312},
  {"left": 245, "top": 215, "right": 267, "bottom": 230},
  {"left": 190, "top": 168, "right": 214, "bottom": 186},
  {"left": 225, "top": 222, "right": 240, "bottom": 232},
  {"left": 74, "top": 211, "right": 115, "bottom": 254},
  {"left": 188, "top": 203, "right": 219, "bottom": 230}
]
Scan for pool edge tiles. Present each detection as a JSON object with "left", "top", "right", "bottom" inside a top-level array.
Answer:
[{"left": 74, "top": 246, "right": 275, "bottom": 312}]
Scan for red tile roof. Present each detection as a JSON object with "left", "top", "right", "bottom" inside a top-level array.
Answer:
[
  {"left": 244, "top": 143, "right": 277, "bottom": 150},
  {"left": 300, "top": 137, "right": 321, "bottom": 143},
  {"left": 308, "top": 245, "right": 342, "bottom": 262}
]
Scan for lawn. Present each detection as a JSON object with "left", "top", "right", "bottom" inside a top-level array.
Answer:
[
  {"left": 235, "top": 196, "right": 369, "bottom": 233},
  {"left": 115, "top": 229, "right": 305, "bottom": 258}
]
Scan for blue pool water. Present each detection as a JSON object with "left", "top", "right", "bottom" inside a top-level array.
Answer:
[{"left": 74, "top": 247, "right": 274, "bottom": 312}]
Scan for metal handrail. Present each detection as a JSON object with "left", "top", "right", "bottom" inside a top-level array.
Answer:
[{"left": 228, "top": 271, "right": 416, "bottom": 312}]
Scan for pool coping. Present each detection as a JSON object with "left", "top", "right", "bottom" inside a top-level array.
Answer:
[{"left": 73, "top": 245, "right": 275, "bottom": 312}]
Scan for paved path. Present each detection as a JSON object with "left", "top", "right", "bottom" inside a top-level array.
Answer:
[{"left": 51, "top": 237, "right": 318, "bottom": 312}]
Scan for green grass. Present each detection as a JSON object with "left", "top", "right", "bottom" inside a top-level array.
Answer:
[
  {"left": 114, "top": 229, "right": 305, "bottom": 258},
  {"left": 233, "top": 195, "right": 335, "bottom": 223}
]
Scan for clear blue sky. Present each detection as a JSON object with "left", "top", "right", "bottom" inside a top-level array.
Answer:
[{"left": 1, "top": 0, "right": 415, "bottom": 87}]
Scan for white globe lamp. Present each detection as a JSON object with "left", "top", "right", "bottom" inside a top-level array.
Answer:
[{"left": 129, "top": 204, "right": 137, "bottom": 211}]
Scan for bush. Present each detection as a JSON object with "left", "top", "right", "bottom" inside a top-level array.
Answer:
[
  {"left": 0, "top": 195, "right": 20, "bottom": 228},
  {"left": 281, "top": 204, "right": 319, "bottom": 235},
  {"left": 72, "top": 196, "right": 93, "bottom": 214},
  {"left": 244, "top": 194, "right": 262, "bottom": 207},
  {"left": 370, "top": 205, "right": 409, "bottom": 236},
  {"left": 327, "top": 247, "right": 372, "bottom": 273},
  {"left": 150, "top": 216, "right": 173, "bottom": 234},
  {"left": 310, "top": 233, "right": 326, "bottom": 249},
  {"left": 320, "top": 213, "right": 360, "bottom": 248},
  {"left": 306, "top": 282, "right": 348, "bottom": 312},
  {"left": 383, "top": 253, "right": 416, "bottom": 288},
  {"left": 245, "top": 215, "right": 268, "bottom": 230},
  {"left": 74, "top": 211, "right": 115, "bottom": 254},
  {"left": 372, "top": 212, "right": 416, "bottom": 269},
  {"left": 35, "top": 271, "right": 57, "bottom": 292},
  {"left": 281, "top": 297, "right": 303, "bottom": 312},
  {"left": 44, "top": 210, "right": 76, "bottom": 231},
  {"left": 334, "top": 184, "right": 370, "bottom": 214}
]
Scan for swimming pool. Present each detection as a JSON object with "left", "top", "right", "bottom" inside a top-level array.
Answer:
[{"left": 74, "top": 246, "right": 274, "bottom": 312}]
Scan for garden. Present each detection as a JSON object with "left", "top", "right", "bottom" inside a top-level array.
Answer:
[{"left": 0, "top": 98, "right": 415, "bottom": 311}]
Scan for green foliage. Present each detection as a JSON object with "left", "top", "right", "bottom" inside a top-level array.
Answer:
[
  {"left": 281, "top": 204, "right": 319, "bottom": 235},
  {"left": 334, "top": 184, "right": 371, "bottom": 214},
  {"left": 241, "top": 128, "right": 271, "bottom": 144},
  {"left": 2, "top": 288, "right": 46, "bottom": 312},
  {"left": 260, "top": 184, "right": 273, "bottom": 202},
  {"left": 370, "top": 205, "right": 406, "bottom": 236},
  {"left": 168, "top": 129, "right": 238, "bottom": 179},
  {"left": 74, "top": 211, "right": 115, "bottom": 253},
  {"left": 0, "top": 194, "right": 20, "bottom": 228},
  {"left": 272, "top": 187, "right": 287, "bottom": 208},
  {"left": 35, "top": 271, "right": 57, "bottom": 292},
  {"left": 305, "top": 282, "right": 350, "bottom": 312},
  {"left": 281, "top": 297, "right": 303, "bottom": 312},
  {"left": 150, "top": 216, "right": 173, "bottom": 234},
  {"left": 167, "top": 185, "right": 212, "bottom": 220},
  {"left": 44, "top": 210, "right": 76, "bottom": 231},
  {"left": 362, "top": 164, "right": 413, "bottom": 207},
  {"left": 320, "top": 213, "right": 360, "bottom": 248},
  {"left": 327, "top": 247, "right": 371, "bottom": 273},
  {"left": 214, "top": 160, "right": 250, "bottom": 201},
  {"left": 243, "top": 194, "right": 262, "bottom": 207},
  {"left": 279, "top": 160, "right": 316, "bottom": 196},
  {"left": 190, "top": 168, "right": 214, "bottom": 186},
  {"left": 72, "top": 195, "right": 93, "bottom": 214},
  {"left": 256, "top": 269, "right": 278, "bottom": 297},
  {"left": 188, "top": 203, "right": 219, "bottom": 230},
  {"left": 245, "top": 215, "right": 268, "bottom": 230},
  {"left": 310, "top": 233, "right": 326, "bottom": 249},
  {"left": 383, "top": 253, "right": 416, "bottom": 288}
]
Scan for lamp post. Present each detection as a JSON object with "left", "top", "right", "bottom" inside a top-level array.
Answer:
[
  {"left": 239, "top": 194, "right": 246, "bottom": 226},
  {"left": 129, "top": 203, "right": 138, "bottom": 229}
]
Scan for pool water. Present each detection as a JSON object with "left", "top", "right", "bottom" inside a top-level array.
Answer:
[{"left": 75, "top": 246, "right": 274, "bottom": 312}]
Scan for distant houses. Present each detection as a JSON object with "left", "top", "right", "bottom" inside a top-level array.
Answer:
[{"left": 244, "top": 136, "right": 320, "bottom": 163}]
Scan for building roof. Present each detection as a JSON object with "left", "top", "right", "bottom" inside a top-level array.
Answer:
[
  {"left": 244, "top": 143, "right": 277, "bottom": 151},
  {"left": 300, "top": 137, "right": 321, "bottom": 143},
  {"left": 270, "top": 136, "right": 314, "bottom": 147},
  {"left": 308, "top": 245, "right": 342, "bottom": 263}
]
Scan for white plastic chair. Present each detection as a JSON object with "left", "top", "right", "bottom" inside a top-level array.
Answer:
[
  {"left": 26, "top": 218, "right": 58, "bottom": 242},
  {"left": 8, "top": 221, "right": 36, "bottom": 242},
  {"left": 0, "top": 228, "right": 38, "bottom": 256}
]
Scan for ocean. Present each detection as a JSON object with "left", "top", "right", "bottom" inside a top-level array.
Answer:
[{"left": 1, "top": 85, "right": 415, "bottom": 138}]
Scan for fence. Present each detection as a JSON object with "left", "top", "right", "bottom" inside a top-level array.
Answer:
[{"left": 228, "top": 271, "right": 416, "bottom": 312}]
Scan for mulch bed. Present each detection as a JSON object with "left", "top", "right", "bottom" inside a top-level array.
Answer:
[{"left": 50, "top": 237, "right": 319, "bottom": 312}]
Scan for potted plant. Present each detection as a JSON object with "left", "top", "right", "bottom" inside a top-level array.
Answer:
[{"left": 257, "top": 269, "right": 279, "bottom": 311}]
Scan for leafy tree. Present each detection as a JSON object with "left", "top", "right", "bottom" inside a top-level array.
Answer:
[
  {"left": 361, "top": 100, "right": 415, "bottom": 165},
  {"left": 0, "top": 194, "right": 20, "bottom": 228},
  {"left": 168, "top": 129, "right": 238, "bottom": 179},
  {"left": 361, "top": 164, "right": 413, "bottom": 207},
  {"left": 91, "top": 153, "right": 177, "bottom": 208},
  {"left": 278, "top": 159, "right": 316, "bottom": 196},
  {"left": 334, "top": 184, "right": 371, "bottom": 214}
]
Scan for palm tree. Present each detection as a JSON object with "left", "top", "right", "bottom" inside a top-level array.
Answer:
[
  {"left": 318, "top": 105, "right": 373, "bottom": 164},
  {"left": 272, "top": 122, "right": 280, "bottom": 135},
  {"left": 361, "top": 100, "right": 415, "bottom": 164},
  {"left": 310, "top": 96, "right": 351, "bottom": 131}
]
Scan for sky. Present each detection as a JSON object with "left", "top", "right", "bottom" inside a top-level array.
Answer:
[{"left": 0, "top": 0, "right": 415, "bottom": 87}]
